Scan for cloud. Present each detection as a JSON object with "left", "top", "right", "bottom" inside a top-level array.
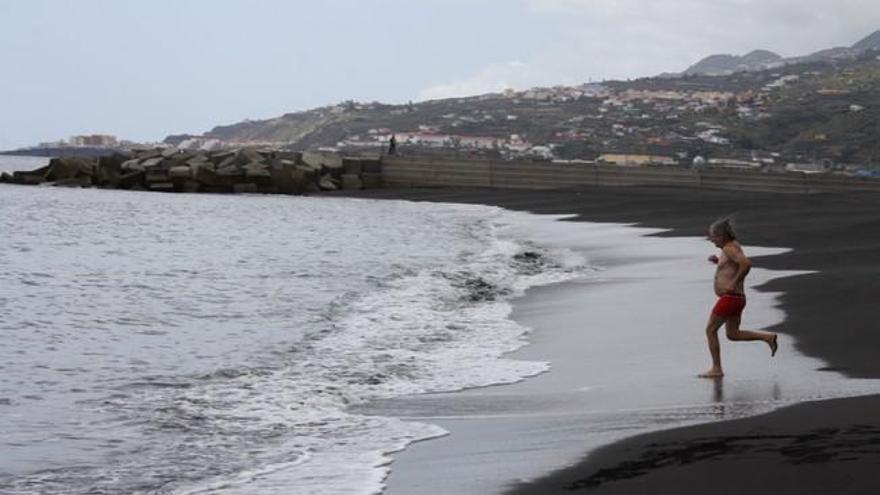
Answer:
[
  {"left": 525, "top": 0, "right": 880, "bottom": 57},
  {"left": 418, "top": 0, "right": 880, "bottom": 102},
  {"left": 417, "top": 60, "right": 576, "bottom": 101}
]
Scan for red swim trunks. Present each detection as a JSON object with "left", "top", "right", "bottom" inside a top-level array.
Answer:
[{"left": 712, "top": 294, "right": 746, "bottom": 319}]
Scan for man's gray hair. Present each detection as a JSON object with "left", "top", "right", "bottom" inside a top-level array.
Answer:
[{"left": 709, "top": 216, "right": 737, "bottom": 240}]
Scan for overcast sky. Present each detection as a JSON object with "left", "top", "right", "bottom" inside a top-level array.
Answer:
[{"left": 1, "top": 0, "right": 878, "bottom": 149}]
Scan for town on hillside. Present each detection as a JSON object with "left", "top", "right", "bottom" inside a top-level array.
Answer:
[
  {"left": 162, "top": 49, "right": 880, "bottom": 178},
  {"left": 10, "top": 36, "right": 880, "bottom": 179}
]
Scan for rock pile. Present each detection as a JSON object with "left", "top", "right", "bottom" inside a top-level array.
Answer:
[{"left": 0, "top": 148, "right": 383, "bottom": 195}]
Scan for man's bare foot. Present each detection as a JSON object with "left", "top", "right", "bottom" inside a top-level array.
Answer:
[
  {"left": 698, "top": 369, "right": 724, "bottom": 379},
  {"left": 769, "top": 334, "right": 778, "bottom": 357}
]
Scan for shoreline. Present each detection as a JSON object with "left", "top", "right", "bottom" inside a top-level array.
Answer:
[
  {"left": 335, "top": 185, "right": 880, "bottom": 379},
  {"left": 506, "top": 393, "right": 880, "bottom": 495},
  {"left": 336, "top": 185, "right": 880, "bottom": 494},
  {"left": 365, "top": 263, "right": 830, "bottom": 494}
]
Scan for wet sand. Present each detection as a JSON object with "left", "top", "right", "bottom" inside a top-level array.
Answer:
[{"left": 338, "top": 185, "right": 880, "bottom": 494}]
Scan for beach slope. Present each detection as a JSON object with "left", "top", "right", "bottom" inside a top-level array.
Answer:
[{"left": 338, "top": 185, "right": 880, "bottom": 494}]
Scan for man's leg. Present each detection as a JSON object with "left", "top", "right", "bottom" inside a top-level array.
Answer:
[
  {"left": 700, "top": 313, "right": 726, "bottom": 378},
  {"left": 724, "top": 317, "right": 779, "bottom": 356}
]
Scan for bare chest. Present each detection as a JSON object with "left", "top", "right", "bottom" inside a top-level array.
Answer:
[{"left": 715, "top": 255, "right": 738, "bottom": 276}]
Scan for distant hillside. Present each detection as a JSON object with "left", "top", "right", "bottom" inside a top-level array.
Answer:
[
  {"left": 684, "top": 50, "right": 783, "bottom": 76},
  {"left": 852, "top": 29, "right": 880, "bottom": 52},
  {"left": 166, "top": 28, "right": 880, "bottom": 165},
  {"left": 684, "top": 29, "right": 880, "bottom": 76},
  {"left": 792, "top": 46, "right": 858, "bottom": 65},
  {"left": 726, "top": 55, "right": 880, "bottom": 164}
]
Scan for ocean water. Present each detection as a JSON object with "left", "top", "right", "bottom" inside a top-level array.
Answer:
[{"left": 0, "top": 156, "right": 587, "bottom": 494}]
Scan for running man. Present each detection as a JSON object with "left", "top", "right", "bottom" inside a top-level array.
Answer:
[{"left": 700, "top": 217, "right": 778, "bottom": 378}]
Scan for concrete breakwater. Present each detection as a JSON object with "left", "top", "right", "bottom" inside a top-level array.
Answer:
[
  {"left": 5, "top": 151, "right": 879, "bottom": 195},
  {"left": 0, "top": 148, "right": 382, "bottom": 194}
]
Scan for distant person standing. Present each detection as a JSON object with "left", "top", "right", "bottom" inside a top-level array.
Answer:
[
  {"left": 700, "top": 217, "right": 778, "bottom": 378},
  {"left": 388, "top": 134, "right": 397, "bottom": 155}
]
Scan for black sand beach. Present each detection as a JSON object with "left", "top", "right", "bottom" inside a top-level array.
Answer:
[{"left": 338, "top": 185, "right": 880, "bottom": 494}]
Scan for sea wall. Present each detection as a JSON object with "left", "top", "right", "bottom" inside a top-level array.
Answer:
[
  {"left": 4, "top": 151, "right": 879, "bottom": 195},
  {"left": 380, "top": 156, "right": 880, "bottom": 194}
]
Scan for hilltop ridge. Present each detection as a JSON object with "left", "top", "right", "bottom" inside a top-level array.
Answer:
[{"left": 684, "top": 29, "right": 880, "bottom": 76}]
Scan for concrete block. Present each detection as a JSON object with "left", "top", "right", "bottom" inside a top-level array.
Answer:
[
  {"left": 148, "top": 182, "right": 175, "bottom": 192},
  {"left": 342, "top": 158, "right": 363, "bottom": 174},
  {"left": 132, "top": 148, "right": 162, "bottom": 160},
  {"left": 296, "top": 163, "right": 321, "bottom": 174},
  {"left": 217, "top": 155, "right": 238, "bottom": 169},
  {"left": 53, "top": 177, "right": 92, "bottom": 188},
  {"left": 270, "top": 168, "right": 296, "bottom": 194},
  {"left": 118, "top": 171, "right": 145, "bottom": 189},
  {"left": 303, "top": 151, "right": 343, "bottom": 169},
  {"left": 293, "top": 169, "right": 318, "bottom": 193},
  {"left": 10, "top": 163, "right": 51, "bottom": 184},
  {"left": 140, "top": 157, "right": 164, "bottom": 169},
  {"left": 194, "top": 166, "right": 218, "bottom": 186},
  {"left": 121, "top": 159, "right": 144, "bottom": 172},
  {"left": 270, "top": 159, "right": 296, "bottom": 170},
  {"left": 319, "top": 175, "right": 339, "bottom": 191},
  {"left": 168, "top": 166, "right": 193, "bottom": 179},
  {"left": 95, "top": 155, "right": 126, "bottom": 186},
  {"left": 199, "top": 185, "right": 232, "bottom": 194},
  {"left": 168, "top": 151, "right": 195, "bottom": 164},
  {"left": 361, "top": 158, "right": 382, "bottom": 173},
  {"left": 209, "top": 150, "right": 236, "bottom": 166},
  {"left": 187, "top": 155, "right": 212, "bottom": 168},
  {"left": 256, "top": 149, "right": 275, "bottom": 161},
  {"left": 275, "top": 151, "right": 302, "bottom": 163},
  {"left": 361, "top": 172, "right": 383, "bottom": 189},
  {"left": 214, "top": 167, "right": 245, "bottom": 187},
  {"left": 216, "top": 166, "right": 242, "bottom": 176},
  {"left": 182, "top": 180, "right": 201, "bottom": 193},
  {"left": 323, "top": 164, "right": 344, "bottom": 180},
  {"left": 45, "top": 157, "right": 94, "bottom": 181},
  {"left": 12, "top": 171, "right": 46, "bottom": 185},
  {"left": 145, "top": 169, "right": 170, "bottom": 183},
  {"left": 233, "top": 183, "right": 259, "bottom": 194},
  {"left": 244, "top": 164, "right": 271, "bottom": 178},
  {"left": 240, "top": 148, "right": 265, "bottom": 164},
  {"left": 341, "top": 173, "right": 362, "bottom": 190}
]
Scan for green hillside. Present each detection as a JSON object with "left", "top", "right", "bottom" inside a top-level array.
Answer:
[{"left": 169, "top": 52, "right": 880, "bottom": 165}]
